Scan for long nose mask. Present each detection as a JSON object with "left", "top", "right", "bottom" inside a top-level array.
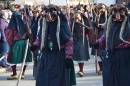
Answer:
[
  {"left": 44, "top": 5, "right": 58, "bottom": 22},
  {"left": 112, "top": 4, "right": 126, "bottom": 21}
]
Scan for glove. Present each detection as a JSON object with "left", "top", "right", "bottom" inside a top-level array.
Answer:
[
  {"left": 65, "top": 58, "right": 73, "bottom": 69},
  {"left": 30, "top": 45, "right": 37, "bottom": 52},
  {"left": 89, "top": 43, "right": 93, "bottom": 48},
  {"left": 92, "top": 43, "right": 99, "bottom": 49}
]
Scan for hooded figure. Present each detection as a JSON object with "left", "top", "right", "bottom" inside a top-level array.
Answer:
[
  {"left": 91, "top": 3, "right": 108, "bottom": 75},
  {"left": 71, "top": 11, "right": 92, "bottom": 77},
  {"left": 31, "top": 4, "right": 76, "bottom": 86},
  {"left": 94, "top": 3, "right": 130, "bottom": 86},
  {"left": 6, "top": 11, "right": 32, "bottom": 80}
]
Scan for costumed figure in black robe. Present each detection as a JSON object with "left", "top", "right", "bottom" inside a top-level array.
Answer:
[
  {"left": 6, "top": 6, "right": 32, "bottom": 80},
  {"left": 31, "top": 4, "right": 76, "bottom": 86},
  {"left": 91, "top": 3, "right": 108, "bottom": 75},
  {"left": 93, "top": 3, "right": 130, "bottom": 86},
  {"left": 71, "top": 11, "right": 93, "bottom": 77},
  {"left": 30, "top": 8, "right": 43, "bottom": 79}
]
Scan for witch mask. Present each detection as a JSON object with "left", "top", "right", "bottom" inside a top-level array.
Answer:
[
  {"left": 112, "top": 4, "right": 126, "bottom": 21},
  {"left": 73, "top": 13, "right": 82, "bottom": 22},
  {"left": 97, "top": 3, "right": 106, "bottom": 14},
  {"left": 44, "top": 5, "right": 58, "bottom": 22}
]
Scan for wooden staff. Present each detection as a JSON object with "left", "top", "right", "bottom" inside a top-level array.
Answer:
[
  {"left": 87, "top": 0, "right": 99, "bottom": 75},
  {"left": 66, "top": 0, "right": 70, "bottom": 21},
  {"left": 16, "top": 39, "right": 29, "bottom": 86},
  {"left": 23, "top": 7, "right": 37, "bottom": 66},
  {"left": 49, "top": 0, "right": 52, "bottom": 4},
  {"left": 0, "top": 56, "right": 5, "bottom": 61},
  {"left": 75, "top": 21, "right": 93, "bottom": 30}
]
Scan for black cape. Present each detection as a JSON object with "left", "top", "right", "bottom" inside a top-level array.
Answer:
[
  {"left": 8, "top": 11, "right": 26, "bottom": 38},
  {"left": 107, "top": 16, "right": 130, "bottom": 50}
]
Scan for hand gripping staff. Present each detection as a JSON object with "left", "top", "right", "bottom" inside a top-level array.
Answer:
[{"left": 86, "top": 0, "right": 103, "bottom": 75}]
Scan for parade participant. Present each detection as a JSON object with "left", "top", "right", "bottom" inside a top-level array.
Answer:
[
  {"left": 30, "top": 8, "right": 42, "bottom": 79},
  {"left": 6, "top": 6, "right": 32, "bottom": 80},
  {"left": 92, "top": 3, "right": 108, "bottom": 75},
  {"left": 94, "top": 3, "right": 130, "bottom": 86},
  {"left": 71, "top": 11, "right": 92, "bottom": 77},
  {"left": 31, "top": 4, "right": 76, "bottom": 86},
  {"left": 30, "top": 8, "right": 41, "bottom": 41},
  {"left": 0, "top": 10, "right": 9, "bottom": 68}
]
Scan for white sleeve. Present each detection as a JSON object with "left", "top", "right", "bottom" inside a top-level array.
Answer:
[
  {"left": 29, "top": 11, "right": 33, "bottom": 17},
  {"left": 85, "top": 12, "right": 88, "bottom": 18}
]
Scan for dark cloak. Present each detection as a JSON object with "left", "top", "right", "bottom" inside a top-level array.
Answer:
[
  {"left": 106, "top": 16, "right": 130, "bottom": 50},
  {"left": 36, "top": 5, "right": 76, "bottom": 86},
  {"left": 37, "top": 6, "right": 72, "bottom": 51},
  {"left": 71, "top": 12, "right": 90, "bottom": 38},
  {"left": 30, "top": 16, "right": 39, "bottom": 40},
  {"left": 8, "top": 11, "right": 26, "bottom": 38},
  {"left": 71, "top": 12, "right": 90, "bottom": 61},
  {"left": 103, "top": 16, "right": 130, "bottom": 86},
  {"left": 91, "top": 12, "right": 107, "bottom": 56}
]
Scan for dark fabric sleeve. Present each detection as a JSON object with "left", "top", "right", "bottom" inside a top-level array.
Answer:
[
  {"left": 96, "top": 35, "right": 106, "bottom": 50},
  {"left": 65, "top": 37, "right": 73, "bottom": 59}
]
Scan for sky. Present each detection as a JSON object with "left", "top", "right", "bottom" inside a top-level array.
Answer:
[{"left": 44, "top": 0, "right": 67, "bottom": 5}]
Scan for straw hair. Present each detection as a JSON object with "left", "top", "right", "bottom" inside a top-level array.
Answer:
[
  {"left": 56, "top": 16, "right": 60, "bottom": 51},
  {"left": 106, "top": 15, "right": 128, "bottom": 50},
  {"left": 40, "top": 16, "right": 61, "bottom": 51},
  {"left": 41, "top": 17, "right": 46, "bottom": 50},
  {"left": 71, "top": 17, "right": 85, "bottom": 46}
]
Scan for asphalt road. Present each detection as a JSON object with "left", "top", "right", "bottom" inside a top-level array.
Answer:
[{"left": 0, "top": 57, "right": 103, "bottom": 86}]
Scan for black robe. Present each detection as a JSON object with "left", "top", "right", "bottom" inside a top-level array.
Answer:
[{"left": 103, "top": 16, "right": 130, "bottom": 86}]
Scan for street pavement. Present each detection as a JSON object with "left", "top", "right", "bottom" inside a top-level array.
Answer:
[{"left": 0, "top": 57, "right": 103, "bottom": 86}]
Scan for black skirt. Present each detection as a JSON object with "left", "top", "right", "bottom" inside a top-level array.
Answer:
[
  {"left": 103, "top": 48, "right": 130, "bottom": 86},
  {"left": 36, "top": 48, "right": 69, "bottom": 86},
  {"left": 73, "top": 36, "right": 90, "bottom": 61}
]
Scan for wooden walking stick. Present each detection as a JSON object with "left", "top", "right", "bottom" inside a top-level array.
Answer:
[
  {"left": 23, "top": 7, "right": 37, "bottom": 66},
  {"left": 87, "top": 0, "right": 99, "bottom": 75},
  {"left": 16, "top": 39, "right": 29, "bottom": 86}
]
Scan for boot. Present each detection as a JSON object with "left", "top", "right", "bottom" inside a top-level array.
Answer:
[
  {"left": 21, "top": 65, "right": 27, "bottom": 79},
  {"left": 98, "top": 61, "right": 102, "bottom": 75},
  {"left": 77, "top": 63, "right": 84, "bottom": 77},
  {"left": 7, "top": 65, "right": 18, "bottom": 80}
]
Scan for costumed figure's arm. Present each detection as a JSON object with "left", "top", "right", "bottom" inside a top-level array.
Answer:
[
  {"left": 116, "top": 38, "right": 130, "bottom": 48},
  {"left": 33, "top": 39, "right": 41, "bottom": 49},
  {"left": 6, "top": 29, "right": 20, "bottom": 47},
  {"left": 99, "top": 24, "right": 106, "bottom": 29},
  {"left": 65, "top": 37, "right": 73, "bottom": 59},
  {"left": 87, "top": 29, "right": 93, "bottom": 43},
  {"left": 96, "top": 35, "right": 106, "bottom": 50}
]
